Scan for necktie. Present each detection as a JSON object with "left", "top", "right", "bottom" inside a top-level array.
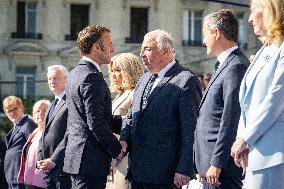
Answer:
[
  {"left": 9, "top": 124, "right": 20, "bottom": 143},
  {"left": 141, "top": 74, "right": 158, "bottom": 110},
  {"left": 214, "top": 60, "right": 220, "bottom": 73},
  {"left": 46, "top": 98, "right": 58, "bottom": 123},
  {"left": 11, "top": 124, "right": 19, "bottom": 137}
]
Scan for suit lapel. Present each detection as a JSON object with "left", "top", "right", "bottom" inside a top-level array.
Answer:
[
  {"left": 243, "top": 43, "right": 281, "bottom": 99},
  {"left": 45, "top": 95, "right": 66, "bottom": 128},
  {"left": 7, "top": 115, "right": 28, "bottom": 148},
  {"left": 239, "top": 45, "right": 265, "bottom": 101},
  {"left": 138, "top": 74, "right": 152, "bottom": 112},
  {"left": 5, "top": 129, "right": 12, "bottom": 147},
  {"left": 200, "top": 49, "right": 238, "bottom": 107},
  {"left": 141, "top": 62, "right": 179, "bottom": 112},
  {"left": 112, "top": 90, "right": 132, "bottom": 114}
]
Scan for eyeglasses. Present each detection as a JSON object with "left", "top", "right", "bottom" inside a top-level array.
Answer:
[{"left": 5, "top": 107, "right": 20, "bottom": 114}]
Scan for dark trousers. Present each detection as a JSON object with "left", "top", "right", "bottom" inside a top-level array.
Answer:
[
  {"left": 71, "top": 174, "right": 107, "bottom": 189},
  {"left": 131, "top": 180, "right": 179, "bottom": 189},
  {"left": 44, "top": 171, "right": 71, "bottom": 189},
  {"left": 202, "top": 176, "right": 242, "bottom": 189},
  {"left": 25, "top": 185, "right": 44, "bottom": 189},
  {"left": 7, "top": 183, "right": 25, "bottom": 189}
]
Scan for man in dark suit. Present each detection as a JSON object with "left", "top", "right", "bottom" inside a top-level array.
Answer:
[
  {"left": 37, "top": 65, "right": 71, "bottom": 189},
  {"left": 0, "top": 137, "right": 8, "bottom": 189},
  {"left": 63, "top": 25, "right": 123, "bottom": 189},
  {"left": 194, "top": 10, "right": 249, "bottom": 189},
  {"left": 3, "top": 96, "right": 36, "bottom": 189},
  {"left": 120, "top": 29, "right": 202, "bottom": 189}
]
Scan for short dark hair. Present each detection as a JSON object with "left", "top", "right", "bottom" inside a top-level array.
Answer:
[
  {"left": 203, "top": 9, "right": 239, "bottom": 43},
  {"left": 77, "top": 25, "right": 110, "bottom": 55}
]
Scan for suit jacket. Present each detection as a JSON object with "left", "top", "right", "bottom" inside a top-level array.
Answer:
[
  {"left": 4, "top": 115, "right": 36, "bottom": 187},
  {"left": 238, "top": 42, "right": 284, "bottom": 171},
  {"left": 120, "top": 61, "right": 201, "bottom": 184},
  {"left": 37, "top": 95, "right": 68, "bottom": 174},
  {"left": 111, "top": 90, "right": 134, "bottom": 134},
  {"left": 194, "top": 48, "right": 249, "bottom": 177},
  {"left": 0, "top": 138, "right": 7, "bottom": 189},
  {"left": 63, "top": 59, "right": 121, "bottom": 177}
]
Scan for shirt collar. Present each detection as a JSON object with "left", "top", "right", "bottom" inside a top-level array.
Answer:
[
  {"left": 55, "top": 90, "right": 66, "bottom": 101},
  {"left": 14, "top": 114, "right": 25, "bottom": 125},
  {"left": 217, "top": 46, "right": 238, "bottom": 66},
  {"left": 156, "top": 59, "right": 176, "bottom": 78},
  {"left": 82, "top": 56, "right": 101, "bottom": 72}
]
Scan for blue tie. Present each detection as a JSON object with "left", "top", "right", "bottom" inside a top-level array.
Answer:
[
  {"left": 214, "top": 60, "right": 220, "bottom": 73},
  {"left": 9, "top": 124, "right": 20, "bottom": 143},
  {"left": 142, "top": 74, "right": 158, "bottom": 110},
  {"left": 46, "top": 98, "right": 58, "bottom": 123}
]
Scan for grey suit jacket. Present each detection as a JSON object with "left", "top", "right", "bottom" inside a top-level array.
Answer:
[
  {"left": 4, "top": 115, "right": 36, "bottom": 187},
  {"left": 63, "top": 59, "right": 121, "bottom": 177},
  {"left": 120, "top": 61, "right": 201, "bottom": 184},
  {"left": 194, "top": 48, "right": 249, "bottom": 178},
  {"left": 38, "top": 95, "right": 68, "bottom": 174}
]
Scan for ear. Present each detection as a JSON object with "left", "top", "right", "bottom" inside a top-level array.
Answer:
[
  {"left": 215, "top": 28, "right": 222, "bottom": 41},
  {"left": 163, "top": 48, "right": 170, "bottom": 54},
  {"left": 92, "top": 43, "right": 100, "bottom": 51}
]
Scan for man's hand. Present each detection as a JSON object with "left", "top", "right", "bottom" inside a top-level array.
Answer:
[
  {"left": 37, "top": 158, "right": 56, "bottom": 171},
  {"left": 196, "top": 174, "right": 203, "bottom": 182},
  {"left": 174, "top": 173, "right": 190, "bottom": 188},
  {"left": 206, "top": 165, "right": 221, "bottom": 186},
  {"left": 120, "top": 141, "right": 128, "bottom": 153}
]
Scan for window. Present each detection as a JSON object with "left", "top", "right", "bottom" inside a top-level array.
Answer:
[
  {"left": 183, "top": 10, "right": 203, "bottom": 46},
  {"left": 16, "top": 66, "right": 36, "bottom": 99},
  {"left": 65, "top": 4, "right": 89, "bottom": 40},
  {"left": 237, "top": 13, "right": 247, "bottom": 49},
  {"left": 125, "top": 8, "right": 148, "bottom": 43},
  {"left": 11, "top": 1, "right": 42, "bottom": 39}
]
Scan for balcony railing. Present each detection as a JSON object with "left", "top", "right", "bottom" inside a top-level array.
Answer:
[
  {"left": 11, "top": 32, "right": 43, "bottom": 39},
  {"left": 125, "top": 37, "right": 143, "bottom": 44},
  {"left": 65, "top": 34, "right": 77, "bottom": 41},
  {"left": 182, "top": 40, "right": 202, "bottom": 46}
]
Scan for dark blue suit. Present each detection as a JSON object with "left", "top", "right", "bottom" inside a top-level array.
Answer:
[
  {"left": 4, "top": 115, "right": 36, "bottom": 189},
  {"left": 38, "top": 95, "right": 71, "bottom": 189},
  {"left": 63, "top": 59, "right": 121, "bottom": 189},
  {"left": 120, "top": 61, "right": 201, "bottom": 187},
  {"left": 194, "top": 48, "right": 249, "bottom": 188}
]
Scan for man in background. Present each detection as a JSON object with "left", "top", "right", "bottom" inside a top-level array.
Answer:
[
  {"left": 194, "top": 10, "right": 249, "bottom": 189},
  {"left": 37, "top": 65, "right": 71, "bottom": 189},
  {"left": 3, "top": 96, "right": 36, "bottom": 189}
]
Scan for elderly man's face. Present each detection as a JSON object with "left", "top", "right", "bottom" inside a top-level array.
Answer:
[
  {"left": 5, "top": 103, "right": 24, "bottom": 123},
  {"left": 140, "top": 36, "right": 164, "bottom": 73},
  {"left": 47, "top": 69, "right": 66, "bottom": 96}
]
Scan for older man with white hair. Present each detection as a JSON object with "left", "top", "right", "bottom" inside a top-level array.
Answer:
[
  {"left": 37, "top": 65, "right": 71, "bottom": 189},
  {"left": 120, "top": 29, "right": 202, "bottom": 189}
]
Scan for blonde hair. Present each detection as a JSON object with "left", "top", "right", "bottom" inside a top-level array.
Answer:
[
  {"left": 108, "top": 53, "right": 144, "bottom": 93},
  {"left": 254, "top": 0, "right": 284, "bottom": 44},
  {"left": 32, "top": 99, "right": 51, "bottom": 123},
  {"left": 3, "top": 96, "right": 23, "bottom": 112}
]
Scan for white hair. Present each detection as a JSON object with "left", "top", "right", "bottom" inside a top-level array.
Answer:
[
  {"left": 47, "top": 65, "right": 69, "bottom": 78},
  {"left": 144, "top": 29, "right": 175, "bottom": 53}
]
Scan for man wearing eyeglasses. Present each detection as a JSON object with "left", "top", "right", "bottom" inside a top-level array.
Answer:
[{"left": 3, "top": 96, "right": 36, "bottom": 189}]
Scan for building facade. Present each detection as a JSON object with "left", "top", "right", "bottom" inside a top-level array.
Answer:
[{"left": 0, "top": 0, "right": 261, "bottom": 100}]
